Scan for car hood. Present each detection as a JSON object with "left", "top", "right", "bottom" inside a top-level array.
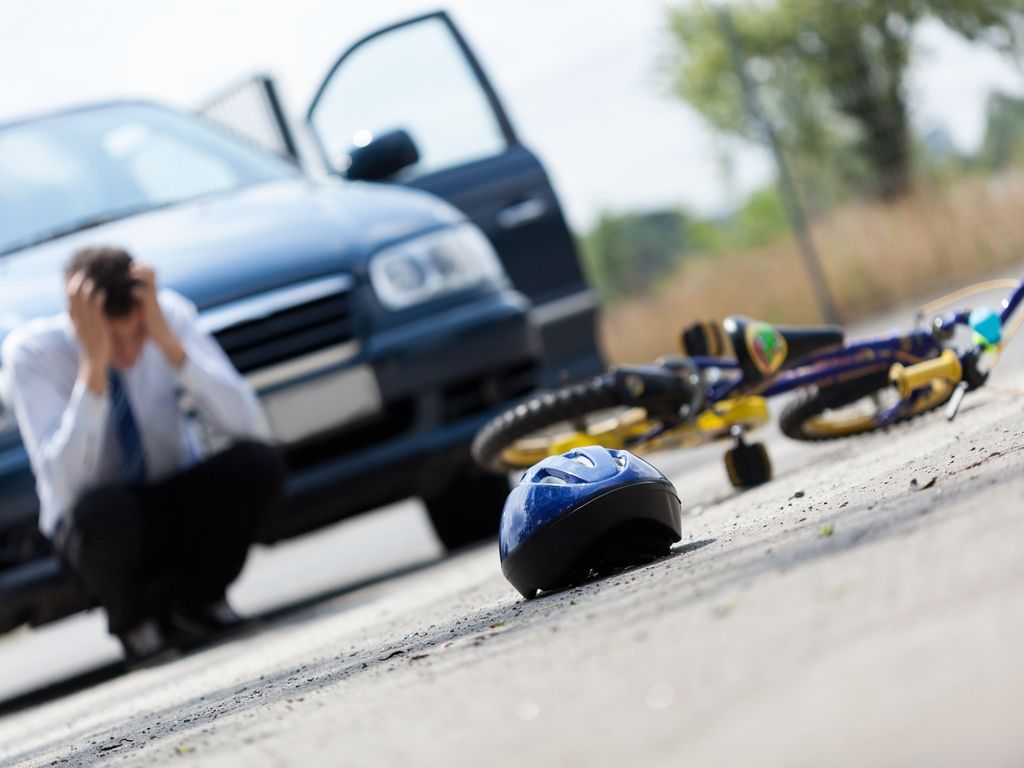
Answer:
[{"left": 0, "top": 177, "right": 462, "bottom": 339}]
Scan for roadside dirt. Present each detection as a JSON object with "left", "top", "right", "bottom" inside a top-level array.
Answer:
[{"left": 2, "top": 376, "right": 1023, "bottom": 767}]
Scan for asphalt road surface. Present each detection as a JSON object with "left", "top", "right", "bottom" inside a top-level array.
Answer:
[{"left": 1, "top": 290, "right": 1023, "bottom": 767}]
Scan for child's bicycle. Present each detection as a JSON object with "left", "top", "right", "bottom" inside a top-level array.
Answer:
[{"left": 472, "top": 278, "right": 1024, "bottom": 487}]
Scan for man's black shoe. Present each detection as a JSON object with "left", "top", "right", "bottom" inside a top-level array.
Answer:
[
  {"left": 119, "top": 619, "right": 178, "bottom": 670},
  {"left": 166, "top": 599, "right": 248, "bottom": 648}
]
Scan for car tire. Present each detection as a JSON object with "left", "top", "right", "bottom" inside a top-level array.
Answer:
[{"left": 425, "top": 465, "right": 511, "bottom": 551}]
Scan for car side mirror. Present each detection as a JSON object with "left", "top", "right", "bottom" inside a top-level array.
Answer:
[{"left": 344, "top": 129, "right": 420, "bottom": 182}]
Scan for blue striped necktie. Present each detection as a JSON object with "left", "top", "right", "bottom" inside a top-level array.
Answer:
[{"left": 109, "top": 370, "right": 147, "bottom": 484}]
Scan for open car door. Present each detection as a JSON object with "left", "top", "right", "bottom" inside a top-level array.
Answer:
[{"left": 305, "top": 11, "right": 604, "bottom": 384}]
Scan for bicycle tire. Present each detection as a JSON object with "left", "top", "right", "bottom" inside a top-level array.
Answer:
[
  {"left": 472, "top": 376, "right": 637, "bottom": 474},
  {"left": 779, "top": 369, "right": 951, "bottom": 441}
]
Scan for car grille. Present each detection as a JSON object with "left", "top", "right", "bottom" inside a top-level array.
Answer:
[
  {"left": 209, "top": 280, "right": 355, "bottom": 374},
  {"left": 442, "top": 360, "right": 539, "bottom": 422}
]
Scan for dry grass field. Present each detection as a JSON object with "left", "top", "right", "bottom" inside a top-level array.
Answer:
[{"left": 601, "top": 171, "right": 1024, "bottom": 363}]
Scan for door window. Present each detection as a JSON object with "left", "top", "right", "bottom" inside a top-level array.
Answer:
[{"left": 309, "top": 17, "right": 508, "bottom": 179}]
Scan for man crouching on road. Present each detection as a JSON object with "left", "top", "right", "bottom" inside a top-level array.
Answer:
[{"left": 1, "top": 246, "right": 284, "bottom": 666}]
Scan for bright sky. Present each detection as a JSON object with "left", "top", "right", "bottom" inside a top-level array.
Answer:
[{"left": 2, "top": 1, "right": 1021, "bottom": 231}]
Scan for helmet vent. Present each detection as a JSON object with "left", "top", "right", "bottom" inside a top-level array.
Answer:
[
  {"left": 531, "top": 467, "right": 585, "bottom": 485},
  {"left": 569, "top": 452, "right": 596, "bottom": 468}
]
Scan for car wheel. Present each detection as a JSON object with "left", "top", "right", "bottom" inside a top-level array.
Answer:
[{"left": 425, "top": 465, "right": 511, "bottom": 551}]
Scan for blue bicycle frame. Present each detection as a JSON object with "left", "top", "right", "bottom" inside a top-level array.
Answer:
[
  {"left": 680, "top": 273, "right": 1024, "bottom": 426},
  {"left": 686, "top": 329, "right": 941, "bottom": 404}
]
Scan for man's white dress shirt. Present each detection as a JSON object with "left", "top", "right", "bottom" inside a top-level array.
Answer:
[{"left": 1, "top": 290, "right": 268, "bottom": 537}]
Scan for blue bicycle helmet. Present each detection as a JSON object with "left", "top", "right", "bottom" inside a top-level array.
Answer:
[{"left": 499, "top": 446, "right": 682, "bottom": 598}]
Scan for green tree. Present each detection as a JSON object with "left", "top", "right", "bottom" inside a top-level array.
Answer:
[{"left": 666, "top": 0, "right": 1024, "bottom": 201}]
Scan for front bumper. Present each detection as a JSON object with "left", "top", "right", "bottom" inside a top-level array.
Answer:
[{"left": 261, "top": 287, "right": 542, "bottom": 541}]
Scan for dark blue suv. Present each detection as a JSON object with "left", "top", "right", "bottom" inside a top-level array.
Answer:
[{"left": 0, "top": 12, "right": 603, "bottom": 633}]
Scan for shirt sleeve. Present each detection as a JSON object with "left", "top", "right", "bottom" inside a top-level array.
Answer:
[
  {"left": 1, "top": 335, "right": 110, "bottom": 518},
  {"left": 161, "top": 292, "right": 270, "bottom": 441}
]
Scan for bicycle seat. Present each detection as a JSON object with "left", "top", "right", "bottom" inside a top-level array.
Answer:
[{"left": 723, "top": 316, "right": 844, "bottom": 381}]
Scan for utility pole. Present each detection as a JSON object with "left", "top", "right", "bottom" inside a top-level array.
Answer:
[{"left": 715, "top": 5, "right": 841, "bottom": 325}]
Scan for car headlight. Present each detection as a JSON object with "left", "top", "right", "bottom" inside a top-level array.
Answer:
[{"left": 369, "top": 223, "right": 507, "bottom": 310}]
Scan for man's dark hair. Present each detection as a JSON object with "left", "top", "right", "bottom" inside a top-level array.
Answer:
[{"left": 65, "top": 247, "right": 139, "bottom": 317}]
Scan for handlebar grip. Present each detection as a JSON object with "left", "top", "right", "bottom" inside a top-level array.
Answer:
[{"left": 889, "top": 349, "right": 962, "bottom": 399}]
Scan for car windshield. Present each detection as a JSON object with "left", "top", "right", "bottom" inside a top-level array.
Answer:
[{"left": 0, "top": 103, "right": 300, "bottom": 255}]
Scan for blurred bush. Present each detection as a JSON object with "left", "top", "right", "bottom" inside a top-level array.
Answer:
[
  {"left": 980, "top": 92, "right": 1024, "bottom": 171},
  {"left": 580, "top": 189, "right": 791, "bottom": 301},
  {"left": 579, "top": 210, "right": 687, "bottom": 299}
]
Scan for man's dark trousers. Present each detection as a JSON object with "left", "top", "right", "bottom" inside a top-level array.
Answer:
[{"left": 54, "top": 441, "right": 285, "bottom": 634}]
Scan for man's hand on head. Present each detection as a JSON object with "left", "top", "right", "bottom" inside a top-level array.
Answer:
[
  {"left": 67, "top": 271, "right": 112, "bottom": 396},
  {"left": 131, "top": 264, "right": 186, "bottom": 370}
]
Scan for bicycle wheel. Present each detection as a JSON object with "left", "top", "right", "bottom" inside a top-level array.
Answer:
[
  {"left": 472, "top": 377, "right": 659, "bottom": 474},
  {"left": 779, "top": 369, "right": 953, "bottom": 441}
]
